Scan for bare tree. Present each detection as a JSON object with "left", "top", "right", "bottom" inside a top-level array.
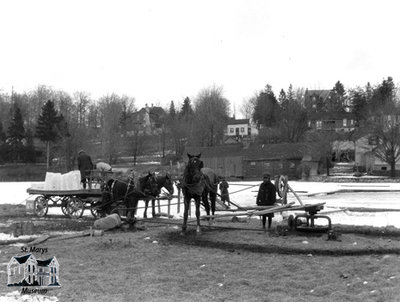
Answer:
[
  {"left": 98, "top": 94, "right": 125, "bottom": 164},
  {"left": 192, "top": 85, "right": 230, "bottom": 146},
  {"left": 373, "top": 118, "right": 400, "bottom": 177}
]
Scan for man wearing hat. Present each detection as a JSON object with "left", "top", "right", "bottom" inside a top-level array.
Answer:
[
  {"left": 256, "top": 173, "right": 277, "bottom": 229},
  {"left": 77, "top": 150, "right": 94, "bottom": 189}
]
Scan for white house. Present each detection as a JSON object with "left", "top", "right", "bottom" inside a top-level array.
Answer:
[{"left": 225, "top": 118, "right": 258, "bottom": 144}]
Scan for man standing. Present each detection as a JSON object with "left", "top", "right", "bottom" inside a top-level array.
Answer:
[
  {"left": 256, "top": 173, "right": 277, "bottom": 230},
  {"left": 77, "top": 150, "right": 94, "bottom": 189}
]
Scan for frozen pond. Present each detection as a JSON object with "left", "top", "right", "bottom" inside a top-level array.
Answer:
[{"left": 1, "top": 181, "right": 400, "bottom": 228}]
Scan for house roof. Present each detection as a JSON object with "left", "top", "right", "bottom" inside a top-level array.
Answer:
[
  {"left": 184, "top": 145, "right": 244, "bottom": 158},
  {"left": 37, "top": 257, "right": 55, "bottom": 267},
  {"left": 227, "top": 118, "right": 249, "bottom": 125},
  {"left": 304, "top": 89, "right": 332, "bottom": 102},
  {"left": 149, "top": 106, "right": 165, "bottom": 117},
  {"left": 243, "top": 143, "right": 306, "bottom": 160},
  {"left": 13, "top": 254, "right": 34, "bottom": 264},
  {"left": 185, "top": 142, "right": 324, "bottom": 161}
]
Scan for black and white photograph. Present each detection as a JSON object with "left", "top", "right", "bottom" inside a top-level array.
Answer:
[{"left": 1, "top": 0, "right": 400, "bottom": 301}]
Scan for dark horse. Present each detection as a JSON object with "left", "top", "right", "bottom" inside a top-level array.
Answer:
[
  {"left": 143, "top": 173, "right": 175, "bottom": 218},
  {"left": 181, "top": 153, "right": 218, "bottom": 234},
  {"left": 100, "top": 172, "right": 160, "bottom": 219}
]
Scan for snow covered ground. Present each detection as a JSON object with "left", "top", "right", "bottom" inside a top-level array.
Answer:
[{"left": 1, "top": 180, "right": 400, "bottom": 228}]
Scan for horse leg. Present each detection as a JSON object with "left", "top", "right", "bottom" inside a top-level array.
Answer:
[
  {"left": 210, "top": 191, "right": 217, "bottom": 224},
  {"left": 181, "top": 197, "right": 190, "bottom": 234},
  {"left": 151, "top": 198, "right": 156, "bottom": 218},
  {"left": 143, "top": 199, "right": 149, "bottom": 218},
  {"left": 127, "top": 197, "right": 139, "bottom": 221},
  {"left": 195, "top": 196, "right": 202, "bottom": 234},
  {"left": 202, "top": 191, "right": 211, "bottom": 225}
]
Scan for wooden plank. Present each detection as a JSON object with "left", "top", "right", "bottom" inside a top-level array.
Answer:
[
  {"left": 283, "top": 202, "right": 326, "bottom": 212},
  {"left": 249, "top": 202, "right": 295, "bottom": 216},
  {"left": 27, "top": 188, "right": 102, "bottom": 196},
  {"left": 287, "top": 184, "right": 304, "bottom": 206}
]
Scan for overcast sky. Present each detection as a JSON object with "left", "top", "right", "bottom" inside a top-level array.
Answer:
[{"left": 1, "top": 0, "right": 400, "bottom": 114}]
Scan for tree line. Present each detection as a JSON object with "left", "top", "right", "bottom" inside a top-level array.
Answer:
[{"left": 0, "top": 78, "right": 399, "bottom": 176}]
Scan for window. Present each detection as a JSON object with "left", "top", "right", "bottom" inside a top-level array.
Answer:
[
  {"left": 229, "top": 128, "right": 234, "bottom": 133},
  {"left": 316, "top": 121, "right": 322, "bottom": 129},
  {"left": 263, "top": 162, "right": 271, "bottom": 168},
  {"left": 240, "top": 127, "right": 245, "bottom": 133},
  {"left": 343, "top": 119, "right": 347, "bottom": 127}
]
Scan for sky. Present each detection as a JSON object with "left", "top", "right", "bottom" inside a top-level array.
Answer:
[{"left": 1, "top": 0, "right": 400, "bottom": 115}]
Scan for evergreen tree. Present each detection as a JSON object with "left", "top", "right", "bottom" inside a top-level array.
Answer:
[
  {"left": 252, "top": 85, "right": 279, "bottom": 128},
  {"left": 24, "top": 129, "right": 36, "bottom": 163},
  {"left": 369, "top": 77, "right": 396, "bottom": 114},
  {"left": 0, "top": 122, "right": 6, "bottom": 143},
  {"left": 349, "top": 88, "right": 368, "bottom": 126},
  {"left": 328, "top": 81, "right": 346, "bottom": 112},
  {"left": 36, "top": 100, "right": 61, "bottom": 169},
  {"left": 7, "top": 105, "right": 25, "bottom": 162},
  {"left": 179, "top": 97, "right": 194, "bottom": 120},
  {"left": 278, "top": 89, "right": 287, "bottom": 105},
  {"left": 286, "top": 84, "right": 295, "bottom": 103},
  {"left": 169, "top": 101, "right": 176, "bottom": 120}
]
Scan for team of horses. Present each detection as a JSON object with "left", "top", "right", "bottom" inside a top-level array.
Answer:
[{"left": 99, "top": 153, "right": 218, "bottom": 234}]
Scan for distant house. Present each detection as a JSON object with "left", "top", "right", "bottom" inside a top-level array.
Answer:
[
  {"left": 355, "top": 135, "right": 400, "bottom": 172},
  {"left": 224, "top": 118, "right": 258, "bottom": 144},
  {"left": 308, "top": 112, "right": 356, "bottom": 133},
  {"left": 242, "top": 143, "right": 308, "bottom": 179},
  {"left": 8, "top": 254, "right": 60, "bottom": 287},
  {"left": 125, "top": 105, "right": 166, "bottom": 136},
  {"left": 304, "top": 89, "right": 356, "bottom": 133},
  {"left": 184, "top": 143, "right": 322, "bottom": 179},
  {"left": 304, "top": 89, "right": 332, "bottom": 111}
]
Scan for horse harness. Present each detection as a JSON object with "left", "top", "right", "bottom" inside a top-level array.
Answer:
[{"left": 105, "top": 177, "right": 136, "bottom": 204}]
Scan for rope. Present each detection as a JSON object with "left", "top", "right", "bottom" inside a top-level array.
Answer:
[{"left": 18, "top": 196, "right": 32, "bottom": 205}]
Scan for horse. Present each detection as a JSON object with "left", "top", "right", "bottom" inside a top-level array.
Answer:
[
  {"left": 143, "top": 173, "right": 175, "bottom": 218},
  {"left": 181, "top": 153, "right": 218, "bottom": 234},
  {"left": 100, "top": 172, "right": 160, "bottom": 220}
]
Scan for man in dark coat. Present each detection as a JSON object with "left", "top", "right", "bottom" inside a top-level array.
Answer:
[
  {"left": 77, "top": 150, "right": 94, "bottom": 189},
  {"left": 256, "top": 173, "right": 277, "bottom": 229}
]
